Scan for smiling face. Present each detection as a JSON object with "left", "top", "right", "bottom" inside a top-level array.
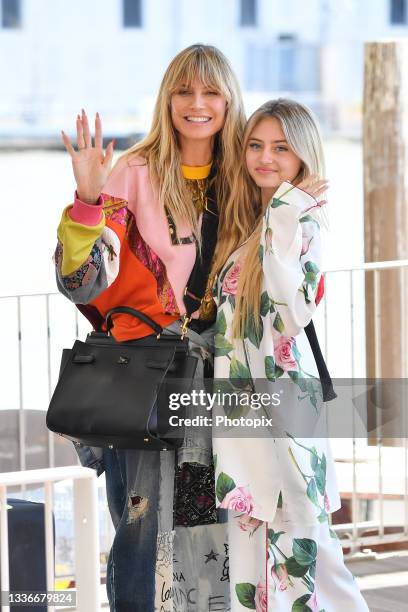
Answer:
[
  {"left": 170, "top": 78, "right": 227, "bottom": 147},
  {"left": 245, "top": 116, "right": 303, "bottom": 202}
]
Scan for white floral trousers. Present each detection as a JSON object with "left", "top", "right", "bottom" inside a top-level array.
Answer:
[{"left": 227, "top": 508, "right": 370, "bottom": 612}]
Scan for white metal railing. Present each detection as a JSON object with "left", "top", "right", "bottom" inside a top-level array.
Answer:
[
  {"left": 0, "top": 258, "right": 408, "bottom": 562},
  {"left": 0, "top": 466, "right": 100, "bottom": 612},
  {"left": 323, "top": 258, "right": 408, "bottom": 555}
]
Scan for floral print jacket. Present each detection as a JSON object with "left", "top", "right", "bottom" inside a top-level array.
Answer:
[{"left": 212, "top": 182, "right": 341, "bottom": 526}]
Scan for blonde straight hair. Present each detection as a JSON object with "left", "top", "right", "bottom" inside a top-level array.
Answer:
[
  {"left": 119, "top": 44, "right": 246, "bottom": 241},
  {"left": 213, "top": 98, "right": 327, "bottom": 338}
]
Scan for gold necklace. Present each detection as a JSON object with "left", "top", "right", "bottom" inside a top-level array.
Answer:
[
  {"left": 185, "top": 178, "right": 209, "bottom": 215},
  {"left": 199, "top": 275, "right": 217, "bottom": 320}
]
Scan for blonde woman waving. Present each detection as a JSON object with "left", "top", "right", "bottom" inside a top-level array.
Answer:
[{"left": 55, "top": 45, "right": 245, "bottom": 611}]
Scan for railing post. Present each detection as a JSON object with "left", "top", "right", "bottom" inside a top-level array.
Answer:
[
  {"left": 401, "top": 265, "right": 408, "bottom": 537},
  {"left": 44, "top": 481, "right": 55, "bottom": 612},
  {"left": 0, "top": 485, "right": 10, "bottom": 612},
  {"left": 373, "top": 269, "right": 385, "bottom": 540},
  {"left": 73, "top": 476, "right": 101, "bottom": 611},
  {"left": 46, "top": 294, "right": 55, "bottom": 468},
  {"left": 350, "top": 270, "right": 359, "bottom": 552},
  {"left": 17, "top": 296, "right": 25, "bottom": 475}
]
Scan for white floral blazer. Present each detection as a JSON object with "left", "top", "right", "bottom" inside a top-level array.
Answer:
[{"left": 212, "top": 181, "right": 341, "bottom": 526}]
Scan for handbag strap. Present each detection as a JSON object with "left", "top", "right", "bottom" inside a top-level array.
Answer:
[
  {"left": 105, "top": 306, "right": 163, "bottom": 336},
  {"left": 181, "top": 164, "right": 219, "bottom": 335},
  {"left": 304, "top": 320, "right": 337, "bottom": 402}
]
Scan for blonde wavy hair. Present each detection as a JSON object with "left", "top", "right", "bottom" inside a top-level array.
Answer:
[
  {"left": 119, "top": 44, "right": 246, "bottom": 241},
  {"left": 213, "top": 98, "right": 327, "bottom": 338}
]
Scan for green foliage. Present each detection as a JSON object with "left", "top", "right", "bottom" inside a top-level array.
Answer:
[
  {"left": 215, "top": 472, "right": 236, "bottom": 503},
  {"left": 235, "top": 583, "right": 256, "bottom": 609}
]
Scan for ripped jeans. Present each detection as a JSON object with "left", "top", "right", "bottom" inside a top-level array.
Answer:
[
  {"left": 73, "top": 321, "right": 216, "bottom": 611},
  {"left": 103, "top": 447, "right": 175, "bottom": 611}
]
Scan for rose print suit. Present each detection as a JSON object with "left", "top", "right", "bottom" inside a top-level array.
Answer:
[{"left": 212, "top": 183, "right": 369, "bottom": 611}]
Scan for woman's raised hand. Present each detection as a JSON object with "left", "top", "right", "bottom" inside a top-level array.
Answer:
[
  {"left": 296, "top": 174, "right": 329, "bottom": 207},
  {"left": 61, "top": 109, "right": 114, "bottom": 204}
]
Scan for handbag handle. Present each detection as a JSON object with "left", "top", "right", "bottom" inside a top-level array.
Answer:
[{"left": 105, "top": 307, "right": 163, "bottom": 336}]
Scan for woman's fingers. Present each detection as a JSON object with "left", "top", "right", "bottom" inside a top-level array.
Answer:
[
  {"left": 76, "top": 114, "right": 85, "bottom": 150},
  {"left": 296, "top": 174, "right": 311, "bottom": 189},
  {"left": 81, "top": 109, "right": 92, "bottom": 148},
  {"left": 313, "top": 184, "right": 330, "bottom": 198},
  {"left": 61, "top": 130, "right": 76, "bottom": 157},
  {"left": 299, "top": 174, "right": 326, "bottom": 188},
  {"left": 94, "top": 112, "right": 103, "bottom": 149},
  {"left": 307, "top": 178, "right": 327, "bottom": 190},
  {"left": 66, "top": 110, "right": 110, "bottom": 164},
  {"left": 103, "top": 140, "right": 115, "bottom": 167},
  {"left": 302, "top": 177, "right": 329, "bottom": 196},
  {"left": 312, "top": 179, "right": 329, "bottom": 189}
]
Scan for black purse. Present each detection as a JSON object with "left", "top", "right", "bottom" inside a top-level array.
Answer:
[
  {"left": 46, "top": 307, "right": 198, "bottom": 450},
  {"left": 47, "top": 170, "right": 220, "bottom": 451}
]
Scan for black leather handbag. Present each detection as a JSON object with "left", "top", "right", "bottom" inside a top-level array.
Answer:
[
  {"left": 47, "top": 174, "right": 219, "bottom": 452},
  {"left": 46, "top": 307, "right": 198, "bottom": 450}
]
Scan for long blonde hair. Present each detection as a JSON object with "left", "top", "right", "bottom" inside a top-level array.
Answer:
[
  {"left": 213, "top": 98, "right": 327, "bottom": 338},
  {"left": 120, "top": 44, "right": 246, "bottom": 240}
]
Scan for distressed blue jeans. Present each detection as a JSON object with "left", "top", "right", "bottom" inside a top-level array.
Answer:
[
  {"left": 73, "top": 322, "right": 216, "bottom": 610},
  {"left": 104, "top": 447, "right": 175, "bottom": 611}
]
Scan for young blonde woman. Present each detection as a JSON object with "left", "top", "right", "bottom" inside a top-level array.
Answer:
[
  {"left": 212, "top": 99, "right": 369, "bottom": 611},
  {"left": 55, "top": 44, "right": 245, "bottom": 611}
]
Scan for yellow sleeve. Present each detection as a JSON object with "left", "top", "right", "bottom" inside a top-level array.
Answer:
[{"left": 57, "top": 205, "right": 106, "bottom": 276}]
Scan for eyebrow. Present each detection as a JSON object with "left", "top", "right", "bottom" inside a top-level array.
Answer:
[
  {"left": 248, "top": 137, "right": 288, "bottom": 143},
  {"left": 177, "top": 83, "right": 217, "bottom": 90}
]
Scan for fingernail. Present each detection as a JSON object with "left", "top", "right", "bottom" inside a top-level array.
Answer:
[
  {"left": 112, "top": 138, "right": 116, "bottom": 147},
  {"left": 81, "top": 108, "right": 85, "bottom": 113},
  {"left": 96, "top": 112, "right": 99, "bottom": 118}
]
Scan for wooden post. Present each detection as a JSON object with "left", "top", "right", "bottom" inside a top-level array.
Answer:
[{"left": 363, "top": 41, "right": 408, "bottom": 443}]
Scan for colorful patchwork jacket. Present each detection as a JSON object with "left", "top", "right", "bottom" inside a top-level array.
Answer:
[{"left": 54, "top": 156, "right": 210, "bottom": 340}]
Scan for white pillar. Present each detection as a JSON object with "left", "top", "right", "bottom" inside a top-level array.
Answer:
[{"left": 73, "top": 476, "right": 101, "bottom": 611}]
